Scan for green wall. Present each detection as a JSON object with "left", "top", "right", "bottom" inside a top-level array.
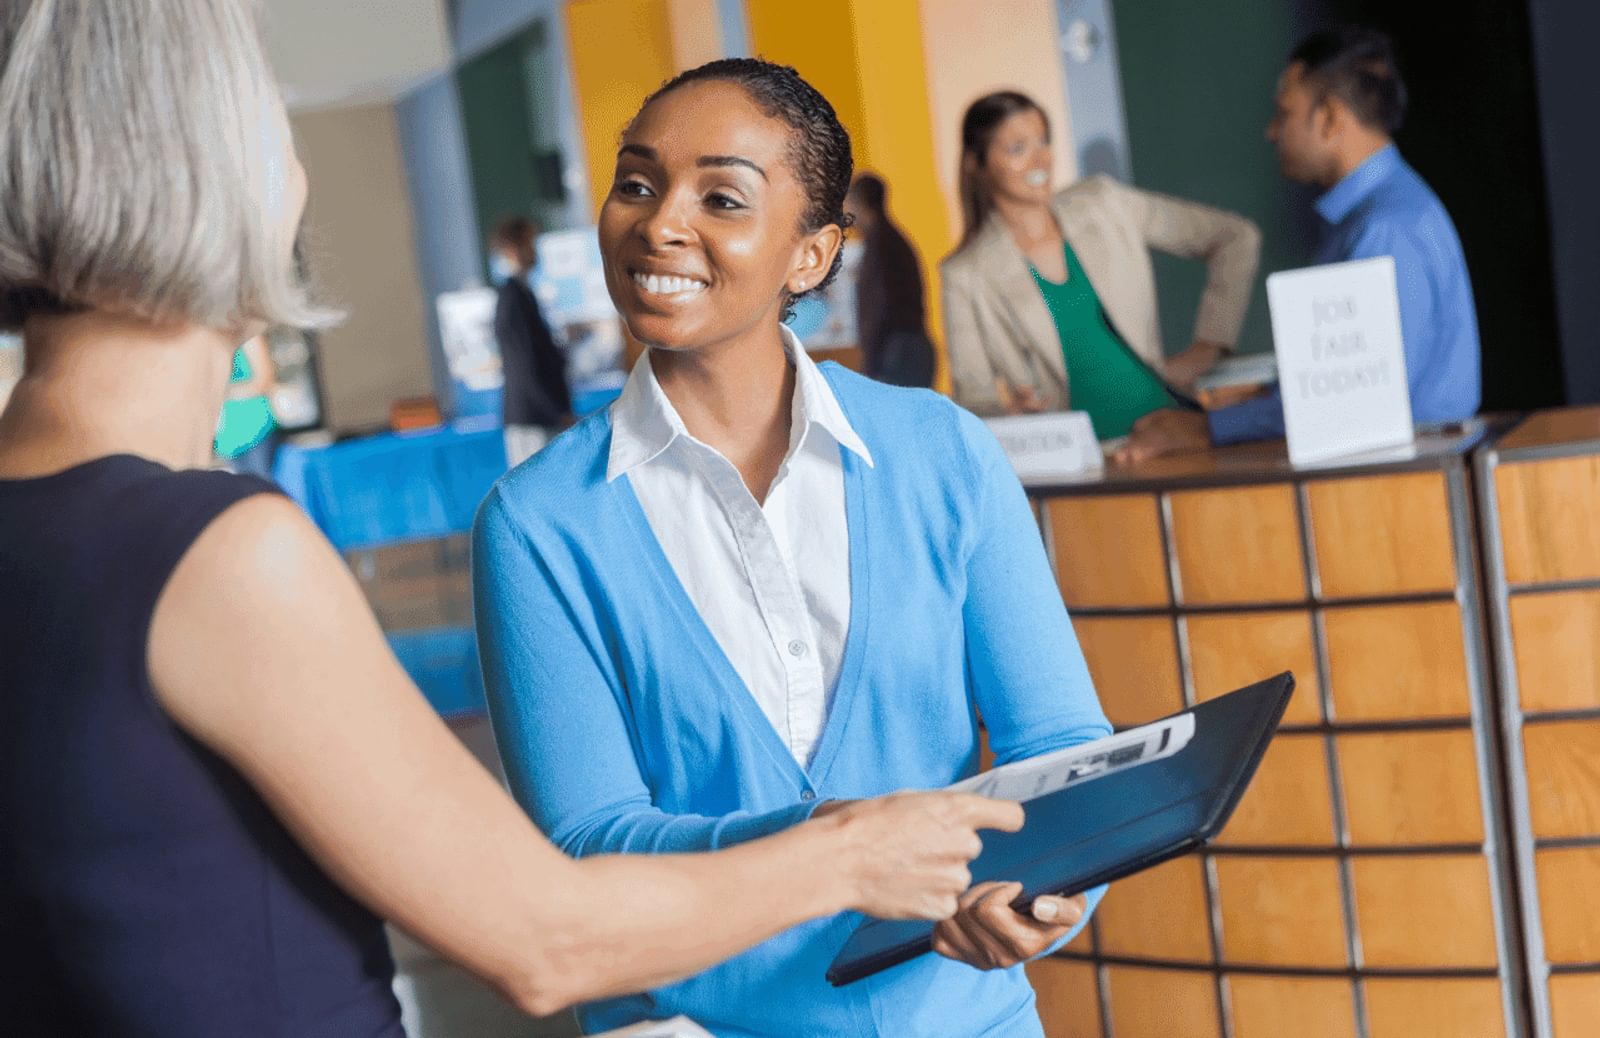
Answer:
[
  {"left": 1113, "top": 0, "right": 1323, "bottom": 356},
  {"left": 456, "top": 22, "right": 567, "bottom": 276}
]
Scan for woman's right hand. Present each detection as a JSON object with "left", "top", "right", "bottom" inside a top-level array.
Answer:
[
  {"left": 815, "top": 792, "right": 1025, "bottom": 921},
  {"left": 997, "top": 380, "right": 1047, "bottom": 415}
]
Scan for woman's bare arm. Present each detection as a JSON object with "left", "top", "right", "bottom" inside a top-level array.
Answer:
[{"left": 148, "top": 495, "right": 1017, "bottom": 1015}]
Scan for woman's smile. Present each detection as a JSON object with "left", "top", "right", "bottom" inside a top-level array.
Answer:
[{"left": 628, "top": 267, "right": 710, "bottom": 304}]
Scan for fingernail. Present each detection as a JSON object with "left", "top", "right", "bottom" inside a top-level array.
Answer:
[{"left": 1032, "top": 899, "right": 1059, "bottom": 922}]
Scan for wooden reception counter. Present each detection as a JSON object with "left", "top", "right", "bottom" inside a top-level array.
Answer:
[
  {"left": 1476, "top": 408, "right": 1600, "bottom": 1038},
  {"left": 1018, "top": 422, "right": 1522, "bottom": 1038}
]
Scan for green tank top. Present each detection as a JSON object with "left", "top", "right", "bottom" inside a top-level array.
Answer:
[{"left": 1029, "top": 242, "right": 1173, "bottom": 440}]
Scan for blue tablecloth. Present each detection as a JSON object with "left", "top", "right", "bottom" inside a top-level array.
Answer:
[
  {"left": 273, "top": 422, "right": 507, "bottom": 552},
  {"left": 387, "top": 627, "right": 486, "bottom": 718}
]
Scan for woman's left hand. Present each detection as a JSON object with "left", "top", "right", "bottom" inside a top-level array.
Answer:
[
  {"left": 1163, "top": 339, "right": 1227, "bottom": 391},
  {"left": 931, "top": 881, "right": 1084, "bottom": 970}
]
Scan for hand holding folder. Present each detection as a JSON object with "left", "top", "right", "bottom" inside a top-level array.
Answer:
[{"left": 827, "top": 673, "right": 1295, "bottom": 986}]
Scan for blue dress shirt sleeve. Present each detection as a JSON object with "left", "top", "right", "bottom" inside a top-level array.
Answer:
[
  {"left": 473, "top": 489, "right": 820, "bottom": 856},
  {"left": 1206, "top": 386, "right": 1287, "bottom": 445},
  {"left": 957, "top": 411, "right": 1114, "bottom": 950}
]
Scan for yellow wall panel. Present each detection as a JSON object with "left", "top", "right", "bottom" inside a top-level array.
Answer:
[
  {"left": 745, "top": 0, "right": 867, "bottom": 164},
  {"left": 566, "top": 0, "right": 678, "bottom": 218},
  {"left": 749, "top": 0, "right": 953, "bottom": 388}
]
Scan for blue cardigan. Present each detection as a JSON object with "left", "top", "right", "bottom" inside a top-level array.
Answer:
[{"left": 474, "top": 365, "right": 1111, "bottom": 1037}]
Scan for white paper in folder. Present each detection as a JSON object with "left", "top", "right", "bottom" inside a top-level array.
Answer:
[
  {"left": 587, "top": 1016, "right": 712, "bottom": 1037},
  {"left": 948, "top": 713, "right": 1195, "bottom": 803}
]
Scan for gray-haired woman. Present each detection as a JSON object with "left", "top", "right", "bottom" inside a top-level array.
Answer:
[{"left": 0, "top": 3, "right": 1018, "bottom": 1035}]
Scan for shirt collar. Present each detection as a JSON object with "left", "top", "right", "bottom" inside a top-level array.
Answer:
[
  {"left": 606, "top": 325, "right": 874, "bottom": 483},
  {"left": 1315, "top": 143, "right": 1401, "bottom": 225}
]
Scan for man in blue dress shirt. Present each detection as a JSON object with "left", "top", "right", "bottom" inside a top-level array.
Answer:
[{"left": 1118, "top": 27, "right": 1481, "bottom": 462}]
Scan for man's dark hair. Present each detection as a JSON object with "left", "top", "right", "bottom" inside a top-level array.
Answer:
[
  {"left": 1291, "top": 27, "right": 1408, "bottom": 134},
  {"left": 632, "top": 57, "right": 854, "bottom": 317},
  {"left": 849, "top": 172, "right": 887, "bottom": 216},
  {"left": 489, "top": 215, "right": 537, "bottom": 253}
]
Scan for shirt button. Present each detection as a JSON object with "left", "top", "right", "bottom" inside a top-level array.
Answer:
[
  {"left": 788, "top": 640, "right": 808, "bottom": 658},
  {"left": 801, "top": 790, "right": 816, "bottom": 802}
]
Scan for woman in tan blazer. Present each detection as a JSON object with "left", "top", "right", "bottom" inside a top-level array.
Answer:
[{"left": 942, "top": 91, "right": 1260, "bottom": 435}]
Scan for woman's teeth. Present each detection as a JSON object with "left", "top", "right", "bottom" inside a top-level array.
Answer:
[
  {"left": 1024, "top": 170, "right": 1050, "bottom": 188},
  {"left": 632, "top": 272, "right": 707, "bottom": 297}
]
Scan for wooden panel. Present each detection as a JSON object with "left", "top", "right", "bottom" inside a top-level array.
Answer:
[
  {"left": 1215, "top": 857, "right": 1348, "bottom": 968},
  {"left": 1496, "top": 455, "right": 1600, "bottom": 585},
  {"left": 1073, "top": 617, "right": 1183, "bottom": 729},
  {"left": 1216, "top": 734, "right": 1335, "bottom": 846},
  {"left": 1351, "top": 855, "right": 1498, "bottom": 968},
  {"left": 1186, "top": 612, "right": 1322, "bottom": 726},
  {"left": 1169, "top": 485, "right": 1307, "bottom": 605},
  {"left": 1228, "top": 976, "right": 1357, "bottom": 1038},
  {"left": 1323, "top": 602, "right": 1471, "bottom": 721},
  {"left": 1045, "top": 495, "right": 1170, "bottom": 609},
  {"left": 1106, "top": 966, "right": 1220, "bottom": 1038},
  {"left": 1550, "top": 974, "right": 1600, "bottom": 1038},
  {"left": 1063, "top": 916, "right": 1094, "bottom": 953},
  {"left": 1307, "top": 472, "right": 1458, "bottom": 598},
  {"left": 1497, "top": 405, "right": 1600, "bottom": 452},
  {"left": 1095, "top": 857, "right": 1212, "bottom": 963},
  {"left": 1028, "top": 958, "right": 1102, "bottom": 1038},
  {"left": 1363, "top": 978, "right": 1505, "bottom": 1038},
  {"left": 1524, "top": 720, "right": 1600, "bottom": 838},
  {"left": 1510, "top": 589, "right": 1600, "bottom": 712},
  {"left": 1338, "top": 731, "right": 1485, "bottom": 845},
  {"left": 1537, "top": 848, "right": 1600, "bottom": 963}
]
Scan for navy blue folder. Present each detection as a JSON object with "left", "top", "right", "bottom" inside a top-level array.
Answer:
[{"left": 826, "top": 672, "right": 1295, "bottom": 986}]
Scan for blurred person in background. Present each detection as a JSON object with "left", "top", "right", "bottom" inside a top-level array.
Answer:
[
  {"left": 0, "top": 3, "right": 1024, "bottom": 1035},
  {"left": 844, "top": 172, "right": 935, "bottom": 388},
  {"left": 1118, "top": 27, "right": 1481, "bottom": 463},
  {"left": 942, "top": 90, "right": 1260, "bottom": 441},
  {"left": 490, "top": 216, "right": 573, "bottom": 467}
]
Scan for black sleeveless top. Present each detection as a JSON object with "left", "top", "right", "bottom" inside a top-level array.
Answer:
[{"left": 0, "top": 455, "right": 404, "bottom": 1037}]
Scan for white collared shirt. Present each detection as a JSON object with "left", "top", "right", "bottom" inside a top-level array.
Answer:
[{"left": 607, "top": 328, "right": 873, "bottom": 767}]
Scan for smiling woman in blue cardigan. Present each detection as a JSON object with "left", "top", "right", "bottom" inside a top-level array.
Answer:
[{"left": 474, "top": 58, "right": 1110, "bottom": 1038}]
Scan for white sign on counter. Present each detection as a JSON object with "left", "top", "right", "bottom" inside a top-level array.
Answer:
[
  {"left": 1267, "top": 256, "right": 1413, "bottom": 465},
  {"left": 984, "top": 412, "right": 1103, "bottom": 485}
]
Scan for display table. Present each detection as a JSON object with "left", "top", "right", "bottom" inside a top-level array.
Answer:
[
  {"left": 1476, "top": 408, "right": 1600, "bottom": 1038},
  {"left": 1021, "top": 422, "right": 1524, "bottom": 1038},
  {"left": 273, "top": 422, "right": 507, "bottom": 552},
  {"left": 271, "top": 422, "right": 505, "bottom": 717}
]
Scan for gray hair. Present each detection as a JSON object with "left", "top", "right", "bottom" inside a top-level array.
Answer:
[{"left": 0, "top": 0, "right": 331, "bottom": 331}]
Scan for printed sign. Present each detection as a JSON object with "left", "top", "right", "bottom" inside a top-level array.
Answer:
[
  {"left": 436, "top": 287, "right": 502, "bottom": 393},
  {"left": 983, "top": 412, "right": 1103, "bottom": 485},
  {"left": 530, "top": 227, "right": 624, "bottom": 383},
  {"left": 1267, "top": 256, "right": 1413, "bottom": 465}
]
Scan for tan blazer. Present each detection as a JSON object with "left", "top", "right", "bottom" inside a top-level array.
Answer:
[{"left": 941, "top": 176, "right": 1261, "bottom": 416}]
